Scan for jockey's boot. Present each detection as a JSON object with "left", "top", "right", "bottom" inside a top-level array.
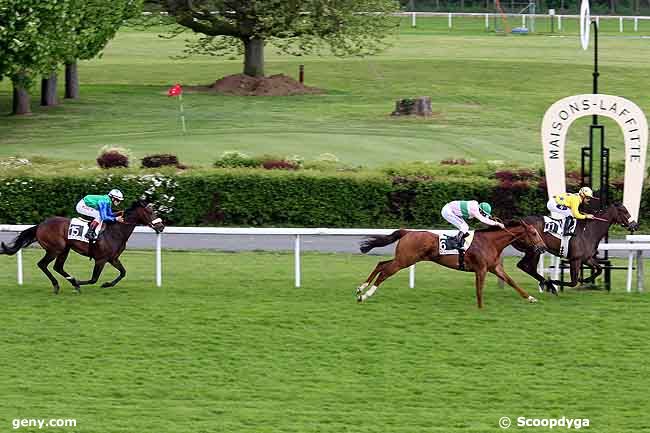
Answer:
[
  {"left": 86, "top": 220, "right": 99, "bottom": 242},
  {"left": 454, "top": 231, "right": 467, "bottom": 249},
  {"left": 563, "top": 216, "right": 575, "bottom": 237},
  {"left": 458, "top": 249, "right": 466, "bottom": 271}
]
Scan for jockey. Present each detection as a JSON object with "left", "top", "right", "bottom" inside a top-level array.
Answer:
[
  {"left": 546, "top": 186, "right": 594, "bottom": 236},
  {"left": 75, "top": 189, "right": 125, "bottom": 241},
  {"left": 441, "top": 200, "right": 505, "bottom": 249}
]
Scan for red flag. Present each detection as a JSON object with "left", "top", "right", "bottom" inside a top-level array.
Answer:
[{"left": 167, "top": 84, "right": 182, "bottom": 97}]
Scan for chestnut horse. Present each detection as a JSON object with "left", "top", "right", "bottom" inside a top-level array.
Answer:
[
  {"left": 512, "top": 202, "right": 638, "bottom": 293},
  {"left": 357, "top": 220, "right": 546, "bottom": 308},
  {"left": 0, "top": 200, "right": 164, "bottom": 294}
]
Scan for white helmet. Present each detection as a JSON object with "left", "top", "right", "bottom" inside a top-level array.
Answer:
[
  {"left": 108, "top": 189, "right": 124, "bottom": 202},
  {"left": 578, "top": 186, "right": 593, "bottom": 198}
]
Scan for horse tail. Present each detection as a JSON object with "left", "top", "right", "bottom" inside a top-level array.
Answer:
[
  {"left": 1, "top": 225, "right": 39, "bottom": 255},
  {"left": 360, "top": 229, "right": 408, "bottom": 254}
]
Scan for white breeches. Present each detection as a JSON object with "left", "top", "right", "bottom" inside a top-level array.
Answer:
[
  {"left": 441, "top": 204, "right": 469, "bottom": 233},
  {"left": 76, "top": 200, "right": 100, "bottom": 221},
  {"left": 546, "top": 199, "right": 573, "bottom": 218}
]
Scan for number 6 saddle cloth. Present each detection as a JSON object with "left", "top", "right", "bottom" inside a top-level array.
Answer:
[{"left": 439, "top": 231, "right": 475, "bottom": 256}]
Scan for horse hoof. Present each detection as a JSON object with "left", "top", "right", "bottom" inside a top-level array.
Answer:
[
  {"left": 527, "top": 296, "right": 538, "bottom": 303},
  {"left": 538, "top": 282, "right": 545, "bottom": 293},
  {"left": 356, "top": 295, "right": 363, "bottom": 303},
  {"left": 53, "top": 286, "right": 60, "bottom": 295},
  {"left": 101, "top": 282, "right": 112, "bottom": 288},
  {"left": 355, "top": 287, "right": 363, "bottom": 295}
]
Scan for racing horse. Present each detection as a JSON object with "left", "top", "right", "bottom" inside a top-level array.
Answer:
[
  {"left": 357, "top": 220, "right": 546, "bottom": 308},
  {"left": 512, "top": 202, "right": 638, "bottom": 293},
  {"left": 0, "top": 200, "right": 164, "bottom": 293}
]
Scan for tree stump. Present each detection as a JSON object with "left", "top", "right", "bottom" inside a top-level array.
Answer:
[{"left": 391, "top": 96, "right": 432, "bottom": 117}]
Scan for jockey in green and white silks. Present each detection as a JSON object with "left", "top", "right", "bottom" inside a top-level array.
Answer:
[
  {"left": 75, "top": 189, "right": 124, "bottom": 241},
  {"left": 441, "top": 200, "right": 504, "bottom": 247}
]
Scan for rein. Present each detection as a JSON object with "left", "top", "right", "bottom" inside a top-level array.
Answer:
[{"left": 501, "top": 220, "right": 538, "bottom": 244}]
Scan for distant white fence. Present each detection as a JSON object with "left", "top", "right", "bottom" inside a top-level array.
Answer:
[
  {"left": 143, "top": 11, "right": 650, "bottom": 32},
  {"left": 1, "top": 225, "right": 648, "bottom": 292},
  {"left": 393, "top": 11, "right": 650, "bottom": 31}
]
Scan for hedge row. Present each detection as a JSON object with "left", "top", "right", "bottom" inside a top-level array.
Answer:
[{"left": 0, "top": 169, "right": 641, "bottom": 228}]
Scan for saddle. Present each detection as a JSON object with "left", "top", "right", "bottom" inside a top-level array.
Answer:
[
  {"left": 439, "top": 231, "right": 475, "bottom": 256},
  {"left": 68, "top": 217, "right": 104, "bottom": 243},
  {"left": 543, "top": 216, "right": 574, "bottom": 258}
]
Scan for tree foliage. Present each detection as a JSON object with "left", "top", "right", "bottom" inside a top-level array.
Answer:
[
  {"left": 0, "top": 0, "right": 77, "bottom": 87},
  {"left": 0, "top": 0, "right": 141, "bottom": 87},
  {"left": 159, "top": 0, "right": 400, "bottom": 76}
]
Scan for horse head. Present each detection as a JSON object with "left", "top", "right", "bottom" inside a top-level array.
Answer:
[
  {"left": 124, "top": 199, "right": 165, "bottom": 233},
  {"left": 601, "top": 202, "right": 638, "bottom": 232},
  {"left": 519, "top": 220, "right": 546, "bottom": 254}
]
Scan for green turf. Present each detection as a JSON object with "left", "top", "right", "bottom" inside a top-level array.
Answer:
[
  {"left": 1, "top": 249, "right": 650, "bottom": 432},
  {"left": 1, "top": 19, "right": 649, "bottom": 168}
]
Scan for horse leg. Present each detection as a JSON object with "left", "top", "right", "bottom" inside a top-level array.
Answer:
[
  {"left": 101, "top": 258, "right": 127, "bottom": 288},
  {"left": 357, "top": 260, "right": 406, "bottom": 303},
  {"left": 357, "top": 259, "right": 390, "bottom": 295},
  {"left": 76, "top": 260, "right": 108, "bottom": 286},
  {"left": 579, "top": 256, "right": 602, "bottom": 284},
  {"left": 475, "top": 268, "right": 486, "bottom": 309},
  {"left": 37, "top": 251, "right": 60, "bottom": 294},
  {"left": 491, "top": 263, "right": 538, "bottom": 304},
  {"left": 516, "top": 250, "right": 556, "bottom": 294},
  {"left": 548, "top": 259, "right": 581, "bottom": 288},
  {"left": 52, "top": 248, "right": 80, "bottom": 293}
]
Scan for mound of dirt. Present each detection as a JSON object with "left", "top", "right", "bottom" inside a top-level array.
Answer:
[{"left": 204, "top": 73, "right": 323, "bottom": 96}]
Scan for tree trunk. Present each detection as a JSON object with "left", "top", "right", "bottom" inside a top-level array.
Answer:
[
  {"left": 243, "top": 38, "right": 265, "bottom": 77},
  {"left": 12, "top": 80, "right": 31, "bottom": 115},
  {"left": 41, "top": 72, "right": 58, "bottom": 106},
  {"left": 65, "top": 61, "right": 80, "bottom": 99},
  {"left": 609, "top": 0, "right": 616, "bottom": 13}
]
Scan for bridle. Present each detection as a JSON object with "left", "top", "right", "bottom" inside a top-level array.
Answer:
[{"left": 501, "top": 219, "right": 542, "bottom": 246}]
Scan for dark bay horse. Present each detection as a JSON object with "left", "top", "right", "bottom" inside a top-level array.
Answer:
[
  {"left": 0, "top": 200, "right": 165, "bottom": 293},
  {"left": 357, "top": 220, "right": 546, "bottom": 308},
  {"left": 512, "top": 202, "right": 638, "bottom": 293}
]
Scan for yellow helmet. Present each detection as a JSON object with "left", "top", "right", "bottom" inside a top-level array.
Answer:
[{"left": 579, "top": 186, "right": 593, "bottom": 198}]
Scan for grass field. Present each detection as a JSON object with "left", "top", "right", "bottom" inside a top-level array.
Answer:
[
  {"left": 1, "top": 18, "right": 650, "bottom": 168},
  {"left": 2, "top": 248, "right": 650, "bottom": 432}
]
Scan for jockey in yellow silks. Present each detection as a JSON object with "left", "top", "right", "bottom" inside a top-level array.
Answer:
[{"left": 546, "top": 186, "right": 595, "bottom": 236}]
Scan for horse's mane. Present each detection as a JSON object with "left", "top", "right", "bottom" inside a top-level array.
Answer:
[
  {"left": 125, "top": 199, "right": 149, "bottom": 212},
  {"left": 476, "top": 219, "right": 520, "bottom": 232},
  {"left": 593, "top": 201, "right": 624, "bottom": 215}
]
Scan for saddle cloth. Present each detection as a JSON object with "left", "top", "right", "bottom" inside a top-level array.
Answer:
[
  {"left": 439, "top": 231, "right": 475, "bottom": 256},
  {"left": 68, "top": 217, "right": 103, "bottom": 243},
  {"left": 543, "top": 216, "right": 571, "bottom": 258}
]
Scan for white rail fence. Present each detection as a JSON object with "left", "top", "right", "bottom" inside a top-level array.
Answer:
[
  {"left": 143, "top": 11, "right": 650, "bottom": 32},
  {"left": 395, "top": 12, "right": 650, "bottom": 31},
  {"left": 1, "top": 225, "right": 648, "bottom": 292}
]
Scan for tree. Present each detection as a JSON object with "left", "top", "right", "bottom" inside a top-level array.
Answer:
[
  {"left": 63, "top": 0, "right": 143, "bottom": 99},
  {"left": 0, "top": 0, "right": 73, "bottom": 114},
  {"left": 160, "top": 0, "right": 400, "bottom": 78}
]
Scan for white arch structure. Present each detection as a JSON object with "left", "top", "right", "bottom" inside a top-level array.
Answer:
[{"left": 541, "top": 94, "right": 648, "bottom": 221}]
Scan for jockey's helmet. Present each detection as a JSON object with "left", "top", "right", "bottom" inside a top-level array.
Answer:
[
  {"left": 479, "top": 202, "right": 492, "bottom": 215},
  {"left": 108, "top": 189, "right": 124, "bottom": 203},
  {"left": 578, "top": 186, "right": 593, "bottom": 199}
]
